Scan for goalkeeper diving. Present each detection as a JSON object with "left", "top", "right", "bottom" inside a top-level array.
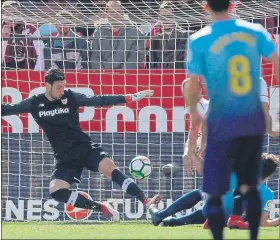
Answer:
[{"left": 1, "top": 68, "right": 161, "bottom": 219}]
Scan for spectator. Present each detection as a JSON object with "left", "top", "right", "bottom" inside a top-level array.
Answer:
[
  {"left": 75, "top": 0, "right": 107, "bottom": 36},
  {"left": 33, "top": 0, "right": 95, "bottom": 37},
  {"left": 89, "top": 0, "right": 146, "bottom": 70},
  {"left": 2, "top": 1, "right": 38, "bottom": 70},
  {"left": 252, "top": 0, "right": 276, "bottom": 34},
  {"left": 43, "top": 10, "right": 89, "bottom": 70},
  {"left": 148, "top": 1, "right": 188, "bottom": 69},
  {"left": 259, "top": 17, "right": 275, "bottom": 34}
]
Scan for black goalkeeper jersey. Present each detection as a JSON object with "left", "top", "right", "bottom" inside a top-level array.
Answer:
[{"left": 2, "top": 89, "right": 126, "bottom": 162}]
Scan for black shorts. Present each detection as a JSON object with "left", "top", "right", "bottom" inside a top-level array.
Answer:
[
  {"left": 51, "top": 143, "right": 110, "bottom": 185},
  {"left": 229, "top": 135, "right": 263, "bottom": 188}
]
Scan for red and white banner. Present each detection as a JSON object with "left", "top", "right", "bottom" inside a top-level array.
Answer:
[
  {"left": 1, "top": 69, "right": 279, "bottom": 133},
  {"left": 4, "top": 198, "right": 280, "bottom": 221}
]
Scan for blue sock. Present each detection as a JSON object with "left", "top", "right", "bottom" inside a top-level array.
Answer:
[
  {"left": 207, "top": 196, "right": 225, "bottom": 240},
  {"left": 157, "top": 188, "right": 202, "bottom": 220}
]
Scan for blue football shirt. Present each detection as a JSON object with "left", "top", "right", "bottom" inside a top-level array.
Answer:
[
  {"left": 241, "top": 184, "right": 274, "bottom": 219},
  {"left": 259, "top": 184, "right": 274, "bottom": 212},
  {"left": 186, "top": 19, "right": 276, "bottom": 140}
]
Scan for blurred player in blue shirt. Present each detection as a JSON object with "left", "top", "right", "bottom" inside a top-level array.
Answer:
[
  {"left": 227, "top": 153, "right": 280, "bottom": 229},
  {"left": 149, "top": 77, "right": 278, "bottom": 229},
  {"left": 185, "top": 0, "right": 279, "bottom": 239}
]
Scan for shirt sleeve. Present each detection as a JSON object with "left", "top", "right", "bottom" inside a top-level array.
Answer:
[
  {"left": 2, "top": 98, "right": 33, "bottom": 116},
  {"left": 258, "top": 25, "right": 276, "bottom": 59},
  {"left": 260, "top": 77, "right": 269, "bottom": 104},
  {"left": 72, "top": 91, "right": 127, "bottom": 107},
  {"left": 185, "top": 38, "right": 204, "bottom": 76},
  {"left": 262, "top": 188, "right": 274, "bottom": 212}
]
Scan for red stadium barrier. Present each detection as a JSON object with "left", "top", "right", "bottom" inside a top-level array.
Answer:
[{"left": 1, "top": 68, "right": 278, "bottom": 133}]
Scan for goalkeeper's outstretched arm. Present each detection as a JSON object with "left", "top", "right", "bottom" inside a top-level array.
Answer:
[
  {"left": 2, "top": 98, "right": 33, "bottom": 116},
  {"left": 73, "top": 90, "right": 154, "bottom": 107}
]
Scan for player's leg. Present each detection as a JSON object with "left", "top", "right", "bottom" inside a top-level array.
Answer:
[
  {"left": 202, "top": 191, "right": 234, "bottom": 230},
  {"left": 50, "top": 180, "right": 100, "bottom": 209},
  {"left": 227, "top": 187, "right": 248, "bottom": 229},
  {"left": 162, "top": 209, "right": 205, "bottom": 227},
  {"left": 231, "top": 136, "right": 263, "bottom": 240},
  {"left": 203, "top": 138, "right": 231, "bottom": 240},
  {"left": 99, "top": 157, "right": 160, "bottom": 206},
  {"left": 232, "top": 187, "right": 244, "bottom": 216},
  {"left": 86, "top": 143, "right": 160, "bottom": 207},
  {"left": 49, "top": 167, "right": 108, "bottom": 213},
  {"left": 149, "top": 188, "right": 202, "bottom": 226}
]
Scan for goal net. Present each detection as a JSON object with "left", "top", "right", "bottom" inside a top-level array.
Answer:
[{"left": 1, "top": 0, "right": 279, "bottom": 222}]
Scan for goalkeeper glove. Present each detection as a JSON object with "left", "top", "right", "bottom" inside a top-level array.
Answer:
[{"left": 125, "top": 90, "right": 154, "bottom": 103}]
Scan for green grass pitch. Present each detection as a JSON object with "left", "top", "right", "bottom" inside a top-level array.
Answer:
[{"left": 2, "top": 221, "right": 280, "bottom": 239}]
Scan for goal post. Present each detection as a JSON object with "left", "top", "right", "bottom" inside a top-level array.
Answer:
[{"left": 1, "top": 0, "right": 279, "bottom": 222}]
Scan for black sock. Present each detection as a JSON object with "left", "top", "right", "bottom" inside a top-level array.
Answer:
[
  {"left": 232, "top": 188, "right": 243, "bottom": 216},
  {"left": 244, "top": 188, "right": 261, "bottom": 240},
  {"left": 207, "top": 196, "right": 225, "bottom": 240},
  {"left": 111, "top": 168, "right": 146, "bottom": 202},
  {"left": 51, "top": 189, "right": 100, "bottom": 209}
]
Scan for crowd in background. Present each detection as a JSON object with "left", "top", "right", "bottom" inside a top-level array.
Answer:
[{"left": 1, "top": 0, "right": 280, "bottom": 71}]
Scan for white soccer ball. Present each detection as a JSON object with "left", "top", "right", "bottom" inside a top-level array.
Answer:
[{"left": 129, "top": 156, "right": 152, "bottom": 180}]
